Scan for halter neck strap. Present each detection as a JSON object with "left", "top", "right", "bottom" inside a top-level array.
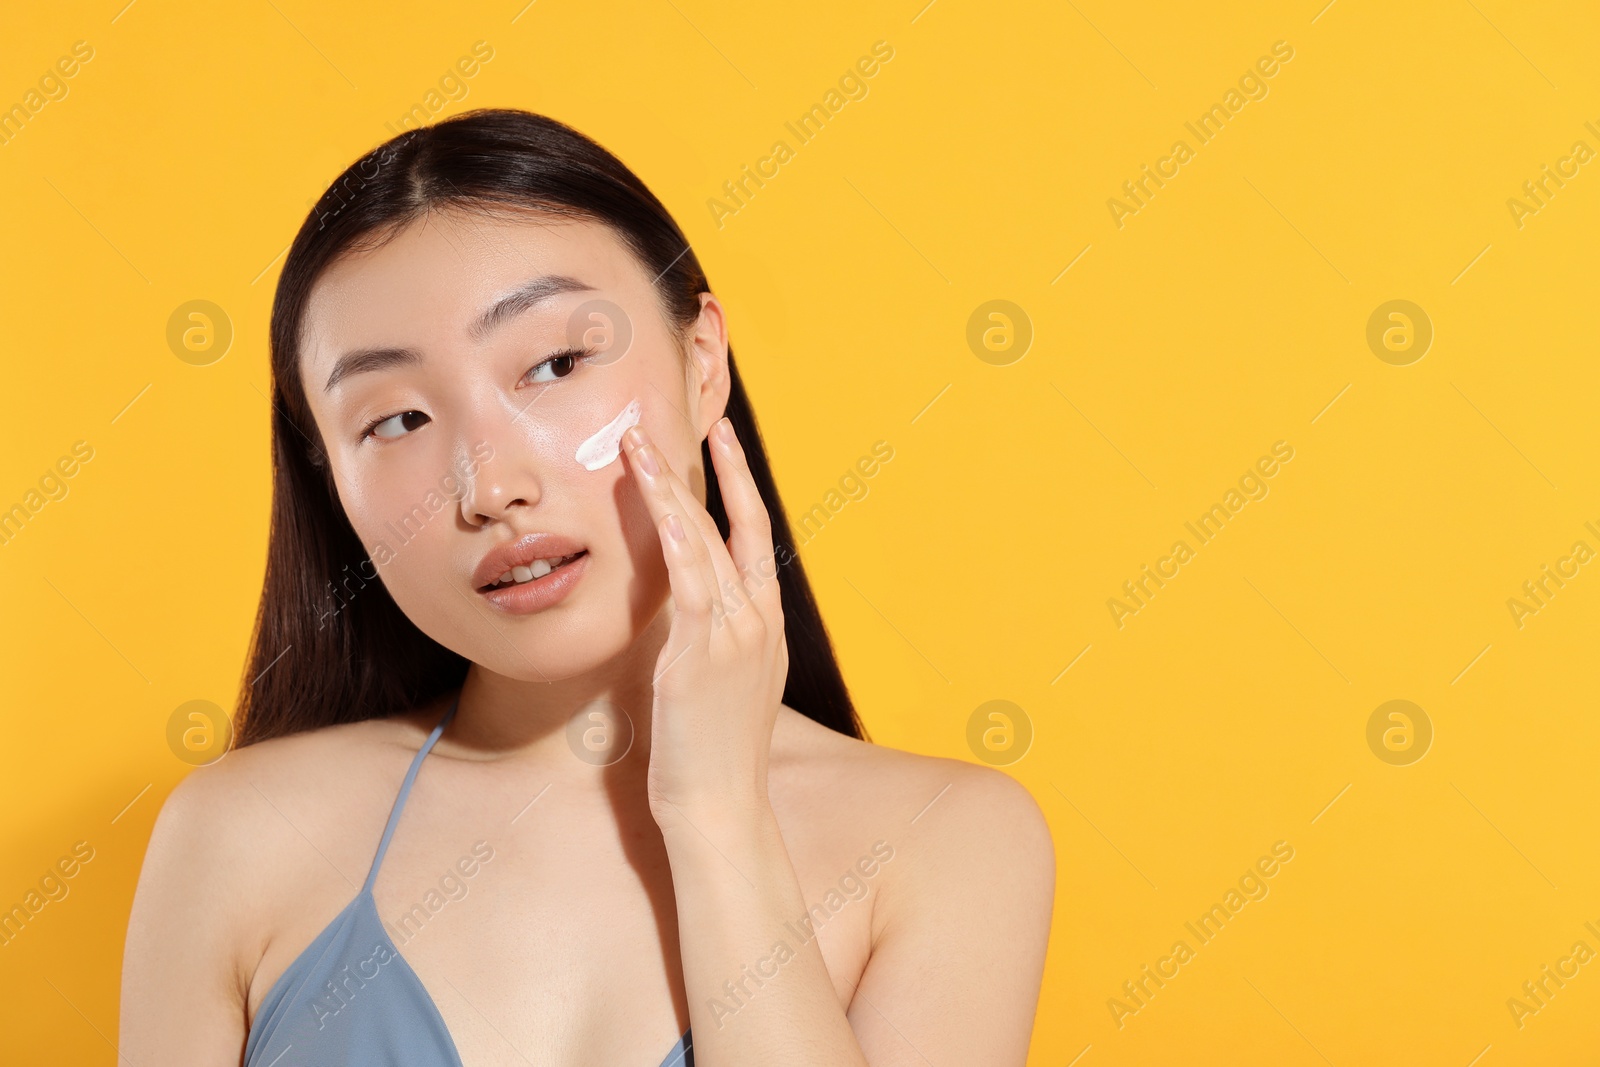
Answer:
[{"left": 361, "top": 694, "right": 460, "bottom": 894}]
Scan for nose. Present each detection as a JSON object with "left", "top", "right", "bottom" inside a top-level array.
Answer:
[{"left": 458, "top": 421, "right": 540, "bottom": 527}]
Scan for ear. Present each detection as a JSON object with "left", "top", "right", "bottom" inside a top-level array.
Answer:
[{"left": 684, "top": 291, "right": 732, "bottom": 441}]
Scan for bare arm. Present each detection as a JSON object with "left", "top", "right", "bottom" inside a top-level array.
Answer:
[
  {"left": 661, "top": 762, "right": 1056, "bottom": 1065},
  {"left": 120, "top": 767, "right": 253, "bottom": 1065},
  {"left": 846, "top": 765, "right": 1056, "bottom": 1064},
  {"left": 658, "top": 795, "right": 871, "bottom": 1066}
]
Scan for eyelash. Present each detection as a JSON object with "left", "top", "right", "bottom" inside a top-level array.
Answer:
[{"left": 358, "top": 347, "right": 596, "bottom": 442}]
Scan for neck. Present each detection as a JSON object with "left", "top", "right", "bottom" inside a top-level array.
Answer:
[{"left": 440, "top": 600, "right": 674, "bottom": 776}]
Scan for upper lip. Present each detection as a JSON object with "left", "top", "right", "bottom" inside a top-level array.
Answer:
[{"left": 472, "top": 533, "right": 587, "bottom": 591}]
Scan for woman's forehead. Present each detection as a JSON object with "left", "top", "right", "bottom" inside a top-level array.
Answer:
[{"left": 300, "top": 210, "right": 651, "bottom": 373}]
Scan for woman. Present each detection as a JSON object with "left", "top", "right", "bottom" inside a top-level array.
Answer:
[{"left": 120, "top": 108, "right": 1054, "bottom": 1066}]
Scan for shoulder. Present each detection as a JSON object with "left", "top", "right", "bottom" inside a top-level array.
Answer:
[
  {"left": 770, "top": 706, "right": 1055, "bottom": 1060},
  {"left": 162, "top": 698, "right": 453, "bottom": 827},
  {"left": 772, "top": 706, "right": 1055, "bottom": 919},
  {"left": 133, "top": 712, "right": 430, "bottom": 982},
  {"left": 154, "top": 713, "right": 409, "bottom": 861},
  {"left": 122, "top": 710, "right": 433, "bottom": 1055}
]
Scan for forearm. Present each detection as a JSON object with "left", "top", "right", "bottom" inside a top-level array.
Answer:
[{"left": 657, "top": 797, "right": 869, "bottom": 1067}]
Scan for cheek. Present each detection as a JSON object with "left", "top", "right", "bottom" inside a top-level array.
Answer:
[
  {"left": 616, "top": 469, "right": 660, "bottom": 548},
  {"left": 328, "top": 458, "right": 462, "bottom": 599},
  {"left": 328, "top": 466, "right": 398, "bottom": 550},
  {"left": 570, "top": 394, "right": 641, "bottom": 471},
  {"left": 576, "top": 404, "right": 695, "bottom": 578}
]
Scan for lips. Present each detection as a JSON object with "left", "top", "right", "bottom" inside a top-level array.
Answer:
[
  {"left": 478, "top": 550, "right": 590, "bottom": 614},
  {"left": 472, "top": 533, "right": 588, "bottom": 592},
  {"left": 482, "top": 550, "right": 586, "bottom": 592}
]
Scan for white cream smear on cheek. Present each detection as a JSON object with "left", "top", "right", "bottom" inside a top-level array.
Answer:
[{"left": 574, "top": 397, "right": 643, "bottom": 470}]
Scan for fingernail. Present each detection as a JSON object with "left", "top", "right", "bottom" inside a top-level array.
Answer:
[
  {"left": 637, "top": 445, "right": 659, "bottom": 477},
  {"left": 716, "top": 418, "right": 734, "bottom": 446},
  {"left": 665, "top": 513, "right": 684, "bottom": 541}
]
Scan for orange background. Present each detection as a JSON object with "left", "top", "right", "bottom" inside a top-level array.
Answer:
[{"left": 3, "top": 1, "right": 1599, "bottom": 1063}]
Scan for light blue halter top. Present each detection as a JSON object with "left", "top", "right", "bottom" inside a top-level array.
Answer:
[{"left": 243, "top": 696, "right": 694, "bottom": 1066}]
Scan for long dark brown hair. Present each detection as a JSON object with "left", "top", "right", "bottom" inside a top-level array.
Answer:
[{"left": 233, "top": 107, "right": 866, "bottom": 748}]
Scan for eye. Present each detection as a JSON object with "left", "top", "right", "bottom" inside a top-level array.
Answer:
[
  {"left": 524, "top": 347, "right": 591, "bottom": 385},
  {"left": 363, "top": 410, "right": 431, "bottom": 441}
]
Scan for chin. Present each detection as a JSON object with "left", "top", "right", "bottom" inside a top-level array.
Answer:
[
  {"left": 467, "top": 608, "right": 656, "bottom": 684},
  {"left": 446, "top": 619, "right": 624, "bottom": 682}
]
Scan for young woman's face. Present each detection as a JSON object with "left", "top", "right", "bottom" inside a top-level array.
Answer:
[{"left": 297, "top": 208, "right": 728, "bottom": 681}]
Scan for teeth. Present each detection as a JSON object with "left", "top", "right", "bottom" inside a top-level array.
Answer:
[{"left": 490, "top": 553, "right": 578, "bottom": 588}]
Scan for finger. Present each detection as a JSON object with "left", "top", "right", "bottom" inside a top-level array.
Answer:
[
  {"left": 640, "top": 435, "right": 745, "bottom": 598},
  {"left": 656, "top": 507, "right": 718, "bottom": 647},
  {"left": 621, "top": 425, "right": 720, "bottom": 621},
  {"left": 656, "top": 452, "right": 758, "bottom": 628},
  {"left": 707, "top": 417, "right": 782, "bottom": 616},
  {"left": 625, "top": 425, "right": 731, "bottom": 599}
]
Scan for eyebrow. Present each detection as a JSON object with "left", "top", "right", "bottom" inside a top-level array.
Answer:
[{"left": 322, "top": 274, "right": 598, "bottom": 392}]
